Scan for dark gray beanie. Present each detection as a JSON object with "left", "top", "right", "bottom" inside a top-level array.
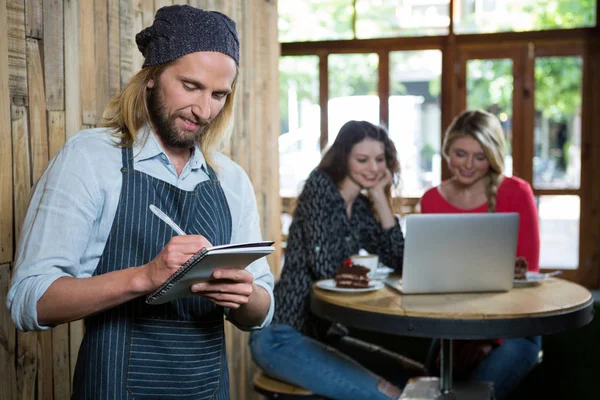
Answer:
[{"left": 135, "top": 5, "right": 240, "bottom": 67}]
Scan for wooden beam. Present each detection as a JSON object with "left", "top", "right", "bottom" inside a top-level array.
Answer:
[
  {"left": 69, "top": 320, "right": 84, "bottom": 388},
  {"left": 16, "top": 330, "right": 37, "bottom": 400},
  {"left": 440, "top": 32, "right": 455, "bottom": 181},
  {"left": 52, "top": 323, "right": 70, "bottom": 399},
  {"left": 47, "top": 110, "right": 65, "bottom": 160},
  {"left": 12, "top": 102, "right": 37, "bottom": 400},
  {"left": 131, "top": 9, "right": 144, "bottom": 74},
  {"left": 79, "top": 0, "right": 96, "bottom": 125},
  {"left": 511, "top": 46, "right": 526, "bottom": 179},
  {"left": 64, "top": 0, "right": 81, "bottom": 138},
  {"left": 24, "top": 0, "right": 42, "bottom": 39},
  {"left": 119, "top": 0, "right": 134, "bottom": 87},
  {"left": 8, "top": 0, "right": 28, "bottom": 106},
  {"left": 265, "top": 0, "right": 282, "bottom": 278},
  {"left": 95, "top": 0, "right": 110, "bottom": 123},
  {"left": 533, "top": 189, "right": 581, "bottom": 197},
  {"left": 43, "top": 0, "right": 64, "bottom": 111},
  {"left": 319, "top": 52, "right": 328, "bottom": 150},
  {"left": 521, "top": 43, "right": 535, "bottom": 185},
  {"left": 454, "top": 27, "right": 599, "bottom": 46},
  {"left": 378, "top": 51, "right": 389, "bottom": 127},
  {"left": 282, "top": 28, "right": 599, "bottom": 57},
  {"left": 38, "top": 329, "right": 53, "bottom": 400},
  {"left": 11, "top": 104, "right": 30, "bottom": 240},
  {"left": 0, "top": 263, "right": 17, "bottom": 400},
  {"left": 282, "top": 36, "right": 445, "bottom": 56},
  {"left": 0, "top": 0, "right": 14, "bottom": 264},
  {"left": 578, "top": 39, "right": 600, "bottom": 288},
  {"left": 26, "top": 38, "right": 49, "bottom": 184},
  {"left": 107, "top": 0, "right": 121, "bottom": 97}
]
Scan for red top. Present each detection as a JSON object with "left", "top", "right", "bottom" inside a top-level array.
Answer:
[{"left": 420, "top": 176, "right": 540, "bottom": 272}]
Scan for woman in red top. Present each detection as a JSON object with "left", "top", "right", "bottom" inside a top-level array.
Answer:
[{"left": 420, "top": 109, "right": 541, "bottom": 400}]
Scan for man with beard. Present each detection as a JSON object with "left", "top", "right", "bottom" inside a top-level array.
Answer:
[{"left": 7, "top": 5, "right": 274, "bottom": 399}]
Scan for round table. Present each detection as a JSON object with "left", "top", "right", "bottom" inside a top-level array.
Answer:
[{"left": 311, "top": 277, "right": 594, "bottom": 399}]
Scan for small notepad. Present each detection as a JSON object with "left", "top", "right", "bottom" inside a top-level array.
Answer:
[{"left": 146, "top": 241, "right": 274, "bottom": 305}]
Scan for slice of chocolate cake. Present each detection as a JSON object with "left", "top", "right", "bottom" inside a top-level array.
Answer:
[{"left": 335, "top": 260, "right": 371, "bottom": 288}]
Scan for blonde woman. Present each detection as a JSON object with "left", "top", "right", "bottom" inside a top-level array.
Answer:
[{"left": 420, "top": 109, "right": 541, "bottom": 399}]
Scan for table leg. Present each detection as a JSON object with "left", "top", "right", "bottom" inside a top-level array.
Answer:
[
  {"left": 402, "top": 339, "right": 491, "bottom": 399},
  {"left": 438, "top": 338, "right": 456, "bottom": 399}
]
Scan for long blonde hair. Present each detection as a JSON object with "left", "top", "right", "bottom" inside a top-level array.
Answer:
[
  {"left": 442, "top": 109, "right": 506, "bottom": 212},
  {"left": 101, "top": 60, "right": 238, "bottom": 169}
]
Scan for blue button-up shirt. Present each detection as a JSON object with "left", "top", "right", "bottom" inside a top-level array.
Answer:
[{"left": 7, "top": 126, "right": 275, "bottom": 331}]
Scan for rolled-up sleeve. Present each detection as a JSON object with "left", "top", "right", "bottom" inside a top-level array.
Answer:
[{"left": 7, "top": 144, "right": 101, "bottom": 331}]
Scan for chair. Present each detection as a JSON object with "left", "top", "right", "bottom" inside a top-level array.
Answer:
[{"left": 252, "top": 370, "right": 323, "bottom": 399}]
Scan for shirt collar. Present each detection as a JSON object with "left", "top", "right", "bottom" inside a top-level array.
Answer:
[{"left": 132, "top": 125, "right": 207, "bottom": 171}]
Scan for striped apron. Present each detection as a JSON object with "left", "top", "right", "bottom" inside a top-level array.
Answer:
[{"left": 72, "top": 147, "right": 232, "bottom": 399}]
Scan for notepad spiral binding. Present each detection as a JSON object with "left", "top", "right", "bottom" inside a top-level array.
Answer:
[{"left": 145, "top": 247, "right": 210, "bottom": 304}]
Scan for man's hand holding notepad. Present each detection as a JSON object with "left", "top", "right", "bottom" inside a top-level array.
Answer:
[
  {"left": 146, "top": 205, "right": 274, "bottom": 305},
  {"left": 145, "top": 241, "right": 274, "bottom": 305}
]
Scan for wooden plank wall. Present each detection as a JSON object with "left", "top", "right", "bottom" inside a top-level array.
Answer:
[{"left": 0, "top": 1, "right": 281, "bottom": 399}]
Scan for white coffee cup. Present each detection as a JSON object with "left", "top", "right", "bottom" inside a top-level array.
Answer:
[{"left": 350, "top": 254, "right": 379, "bottom": 278}]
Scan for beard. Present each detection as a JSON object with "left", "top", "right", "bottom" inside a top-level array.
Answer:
[{"left": 146, "top": 86, "right": 210, "bottom": 149}]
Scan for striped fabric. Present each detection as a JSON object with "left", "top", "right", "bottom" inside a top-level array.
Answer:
[{"left": 72, "top": 147, "right": 232, "bottom": 399}]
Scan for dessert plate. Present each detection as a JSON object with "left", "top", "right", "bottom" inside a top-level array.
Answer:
[
  {"left": 316, "top": 279, "right": 384, "bottom": 293},
  {"left": 513, "top": 271, "right": 562, "bottom": 288}
]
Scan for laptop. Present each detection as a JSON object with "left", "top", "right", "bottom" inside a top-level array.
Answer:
[{"left": 386, "top": 213, "right": 519, "bottom": 294}]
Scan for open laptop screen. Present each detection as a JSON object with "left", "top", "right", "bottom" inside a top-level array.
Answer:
[{"left": 397, "top": 213, "right": 519, "bottom": 294}]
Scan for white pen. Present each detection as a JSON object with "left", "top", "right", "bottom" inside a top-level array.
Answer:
[{"left": 149, "top": 204, "right": 186, "bottom": 235}]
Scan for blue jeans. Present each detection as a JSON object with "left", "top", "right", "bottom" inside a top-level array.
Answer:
[
  {"left": 427, "top": 336, "right": 542, "bottom": 400},
  {"left": 250, "top": 324, "right": 406, "bottom": 400}
]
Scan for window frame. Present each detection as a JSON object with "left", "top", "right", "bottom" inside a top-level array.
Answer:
[{"left": 279, "top": 1, "right": 600, "bottom": 287}]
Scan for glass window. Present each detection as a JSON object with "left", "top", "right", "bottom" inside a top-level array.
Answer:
[
  {"left": 533, "top": 56, "right": 582, "bottom": 189},
  {"left": 279, "top": 56, "right": 321, "bottom": 197},
  {"left": 278, "top": 0, "right": 354, "bottom": 42},
  {"left": 389, "top": 50, "right": 442, "bottom": 197},
  {"left": 466, "top": 58, "right": 514, "bottom": 176},
  {"left": 355, "top": 0, "right": 450, "bottom": 38},
  {"left": 328, "top": 53, "right": 379, "bottom": 144},
  {"left": 538, "top": 195, "right": 580, "bottom": 269},
  {"left": 454, "top": 0, "right": 597, "bottom": 34}
]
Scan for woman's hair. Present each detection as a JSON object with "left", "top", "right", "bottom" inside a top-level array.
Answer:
[
  {"left": 442, "top": 109, "right": 506, "bottom": 212},
  {"left": 317, "top": 120, "right": 400, "bottom": 204},
  {"left": 101, "top": 60, "right": 238, "bottom": 169}
]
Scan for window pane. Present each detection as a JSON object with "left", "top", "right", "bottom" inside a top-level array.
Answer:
[
  {"left": 278, "top": 0, "right": 354, "bottom": 42},
  {"left": 356, "top": 0, "right": 449, "bottom": 38},
  {"left": 279, "top": 56, "right": 321, "bottom": 197},
  {"left": 466, "top": 58, "right": 514, "bottom": 176},
  {"left": 538, "top": 195, "right": 580, "bottom": 269},
  {"left": 533, "top": 56, "right": 582, "bottom": 189},
  {"left": 328, "top": 53, "right": 379, "bottom": 144},
  {"left": 454, "top": 0, "right": 596, "bottom": 34},
  {"left": 389, "top": 50, "right": 442, "bottom": 197}
]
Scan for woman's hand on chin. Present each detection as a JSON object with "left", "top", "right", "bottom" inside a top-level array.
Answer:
[{"left": 368, "top": 169, "right": 392, "bottom": 200}]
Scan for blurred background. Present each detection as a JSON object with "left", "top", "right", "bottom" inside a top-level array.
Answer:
[{"left": 277, "top": 0, "right": 598, "bottom": 276}]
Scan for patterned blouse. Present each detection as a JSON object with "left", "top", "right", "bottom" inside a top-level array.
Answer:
[{"left": 273, "top": 169, "right": 405, "bottom": 341}]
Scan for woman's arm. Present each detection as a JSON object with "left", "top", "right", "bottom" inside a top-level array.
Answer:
[
  {"left": 512, "top": 182, "right": 540, "bottom": 272},
  {"left": 368, "top": 169, "right": 397, "bottom": 230},
  {"left": 359, "top": 205, "right": 404, "bottom": 271},
  {"left": 358, "top": 169, "right": 404, "bottom": 270},
  {"left": 290, "top": 172, "right": 350, "bottom": 279}
]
